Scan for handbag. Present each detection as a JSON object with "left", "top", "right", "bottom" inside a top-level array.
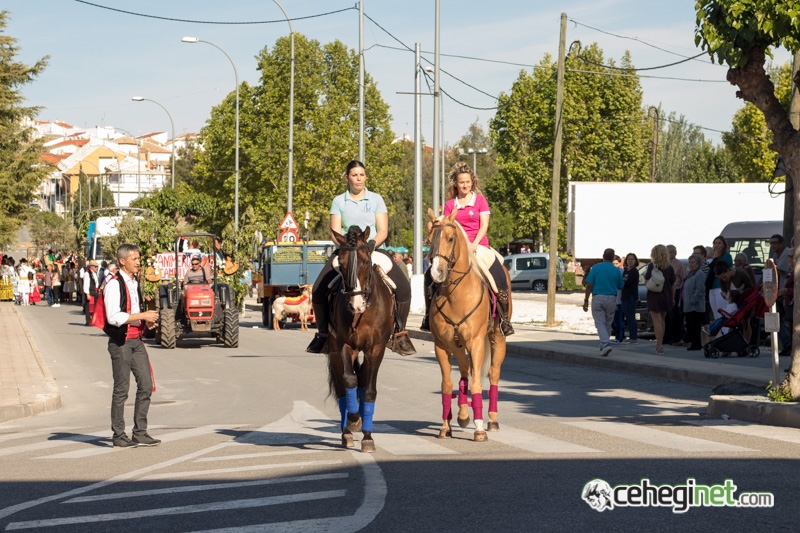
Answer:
[
  {"left": 90, "top": 289, "right": 106, "bottom": 330},
  {"left": 645, "top": 263, "right": 665, "bottom": 293}
]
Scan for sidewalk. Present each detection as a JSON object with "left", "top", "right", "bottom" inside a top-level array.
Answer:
[{"left": 0, "top": 304, "right": 61, "bottom": 423}]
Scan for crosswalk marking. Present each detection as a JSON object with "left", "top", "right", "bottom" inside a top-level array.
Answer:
[
  {"left": 475, "top": 424, "right": 603, "bottom": 454},
  {"left": 38, "top": 425, "right": 249, "bottom": 459},
  {"left": 140, "top": 460, "right": 344, "bottom": 481},
  {"left": 369, "top": 424, "right": 458, "bottom": 455},
  {"left": 683, "top": 419, "right": 800, "bottom": 444},
  {"left": 65, "top": 473, "right": 348, "bottom": 504},
  {"left": 566, "top": 420, "right": 755, "bottom": 452},
  {"left": 194, "top": 448, "right": 331, "bottom": 463},
  {"left": 5, "top": 490, "right": 347, "bottom": 530}
]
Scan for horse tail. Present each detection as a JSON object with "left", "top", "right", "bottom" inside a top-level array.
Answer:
[{"left": 326, "top": 356, "right": 337, "bottom": 399}]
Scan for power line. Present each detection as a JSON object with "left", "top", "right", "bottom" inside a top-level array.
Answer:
[
  {"left": 571, "top": 41, "right": 708, "bottom": 72},
  {"left": 72, "top": 0, "right": 356, "bottom": 25},
  {"left": 567, "top": 68, "right": 728, "bottom": 83},
  {"left": 369, "top": 43, "right": 539, "bottom": 69}
]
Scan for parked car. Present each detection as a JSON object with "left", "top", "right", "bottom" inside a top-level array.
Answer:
[{"left": 503, "top": 253, "right": 564, "bottom": 292}]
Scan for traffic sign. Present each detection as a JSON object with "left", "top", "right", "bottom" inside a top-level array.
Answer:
[
  {"left": 280, "top": 212, "right": 299, "bottom": 230},
  {"left": 762, "top": 259, "right": 779, "bottom": 308},
  {"left": 279, "top": 229, "right": 299, "bottom": 242}
]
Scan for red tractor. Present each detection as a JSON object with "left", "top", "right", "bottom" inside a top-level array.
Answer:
[{"left": 156, "top": 233, "right": 239, "bottom": 349}]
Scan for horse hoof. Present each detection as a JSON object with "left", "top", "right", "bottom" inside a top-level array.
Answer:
[
  {"left": 361, "top": 439, "right": 376, "bottom": 453},
  {"left": 342, "top": 434, "right": 354, "bottom": 448},
  {"left": 438, "top": 429, "right": 452, "bottom": 439},
  {"left": 487, "top": 421, "right": 500, "bottom": 432},
  {"left": 346, "top": 417, "right": 362, "bottom": 433},
  {"left": 473, "top": 431, "right": 488, "bottom": 442},
  {"left": 457, "top": 416, "right": 471, "bottom": 428}
]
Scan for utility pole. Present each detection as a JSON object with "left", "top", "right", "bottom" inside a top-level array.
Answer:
[
  {"left": 546, "top": 13, "right": 567, "bottom": 328},
  {"left": 649, "top": 106, "right": 659, "bottom": 183},
  {"left": 414, "top": 43, "right": 423, "bottom": 275},
  {"left": 432, "top": 0, "right": 441, "bottom": 216},
  {"left": 358, "top": 1, "right": 365, "bottom": 163}
]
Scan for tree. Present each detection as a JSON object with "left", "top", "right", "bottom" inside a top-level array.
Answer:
[
  {"left": 194, "top": 35, "right": 402, "bottom": 239},
  {"left": 27, "top": 211, "right": 75, "bottom": 252},
  {"left": 0, "top": 11, "right": 51, "bottom": 251},
  {"left": 174, "top": 139, "right": 199, "bottom": 188},
  {"left": 72, "top": 170, "right": 116, "bottom": 217},
  {"left": 695, "top": 0, "right": 800, "bottom": 396},
  {"left": 131, "top": 183, "right": 217, "bottom": 228},
  {"left": 490, "top": 45, "right": 650, "bottom": 251}
]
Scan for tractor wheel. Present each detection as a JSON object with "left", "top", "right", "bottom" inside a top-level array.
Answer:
[
  {"left": 159, "top": 308, "right": 176, "bottom": 349},
  {"left": 223, "top": 305, "right": 239, "bottom": 348}
]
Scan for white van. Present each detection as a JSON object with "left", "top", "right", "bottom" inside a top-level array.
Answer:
[
  {"left": 720, "top": 220, "right": 783, "bottom": 276},
  {"left": 502, "top": 253, "right": 564, "bottom": 292}
]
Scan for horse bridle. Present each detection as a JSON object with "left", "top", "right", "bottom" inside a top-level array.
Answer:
[
  {"left": 427, "top": 222, "right": 486, "bottom": 346},
  {"left": 338, "top": 242, "right": 374, "bottom": 307}
]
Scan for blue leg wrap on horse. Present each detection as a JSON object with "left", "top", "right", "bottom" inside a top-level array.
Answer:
[
  {"left": 361, "top": 402, "right": 375, "bottom": 432},
  {"left": 346, "top": 387, "right": 359, "bottom": 415},
  {"left": 338, "top": 396, "right": 347, "bottom": 429}
]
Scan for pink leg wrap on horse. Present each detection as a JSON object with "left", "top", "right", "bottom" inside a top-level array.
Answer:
[
  {"left": 471, "top": 393, "right": 483, "bottom": 421},
  {"left": 441, "top": 393, "right": 453, "bottom": 421},
  {"left": 489, "top": 384, "right": 499, "bottom": 413},
  {"left": 458, "top": 378, "right": 469, "bottom": 406}
]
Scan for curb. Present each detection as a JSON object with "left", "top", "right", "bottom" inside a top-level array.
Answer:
[
  {"left": 0, "top": 307, "right": 62, "bottom": 423},
  {"left": 407, "top": 329, "right": 767, "bottom": 389},
  {"left": 707, "top": 395, "right": 800, "bottom": 428}
]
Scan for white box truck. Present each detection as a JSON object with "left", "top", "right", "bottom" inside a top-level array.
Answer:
[{"left": 567, "top": 182, "right": 786, "bottom": 264}]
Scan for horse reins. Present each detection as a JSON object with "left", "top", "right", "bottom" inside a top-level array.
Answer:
[
  {"left": 428, "top": 222, "right": 486, "bottom": 347},
  {"left": 338, "top": 242, "right": 374, "bottom": 308}
]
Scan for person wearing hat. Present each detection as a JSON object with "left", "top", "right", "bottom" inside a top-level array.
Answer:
[
  {"left": 183, "top": 254, "right": 211, "bottom": 285},
  {"left": 83, "top": 260, "right": 100, "bottom": 326}
]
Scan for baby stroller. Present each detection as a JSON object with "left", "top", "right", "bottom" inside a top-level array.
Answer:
[{"left": 703, "top": 288, "right": 768, "bottom": 359}]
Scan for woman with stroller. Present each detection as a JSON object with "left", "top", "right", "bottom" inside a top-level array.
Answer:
[
  {"left": 715, "top": 261, "right": 755, "bottom": 344},
  {"left": 682, "top": 254, "right": 707, "bottom": 351}
]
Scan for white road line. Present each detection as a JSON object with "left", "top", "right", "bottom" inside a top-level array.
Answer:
[
  {"left": 683, "top": 419, "right": 800, "bottom": 444},
  {"left": 64, "top": 473, "right": 348, "bottom": 503},
  {"left": 0, "top": 427, "right": 87, "bottom": 444},
  {"left": 566, "top": 420, "right": 755, "bottom": 452},
  {"left": 194, "top": 449, "right": 333, "bottom": 462},
  {"left": 5, "top": 490, "right": 346, "bottom": 530},
  {"left": 141, "top": 460, "right": 343, "bottom": 481},
  {"left": 38, "top": 425, "right": 248, "bottom": 460},
  {"left": 368, "top": 424, "right": 458, "bottom": 455},
  {"left": 477, "top": 425, "right": 603, "bottom": 454},
  {"left": 0, "top": 432, "right": 110, "bottom": 457}
]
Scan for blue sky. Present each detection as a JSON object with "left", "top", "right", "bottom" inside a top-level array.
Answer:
[{"left": 6, "top": 0, "right": 791, "bottom": 147}]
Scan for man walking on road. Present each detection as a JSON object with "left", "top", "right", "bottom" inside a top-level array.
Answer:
[
  {"left": 103, "top": 244, "right": 161, "bottom": 448},
  {"left": 583, "top": 248, "right": 624, "bottom": 356}
]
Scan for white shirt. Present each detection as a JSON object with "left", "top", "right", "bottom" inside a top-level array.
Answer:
[
  {"left": 104, "top": 270, "right": 142, "bottom": 327},
  {"left": 83, "top": 269, "right": 99, "bottom": 294}
]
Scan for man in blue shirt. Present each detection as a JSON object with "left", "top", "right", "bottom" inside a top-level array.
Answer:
[{"left": 583, "top": 248, "right": 624, "bottom": 356}]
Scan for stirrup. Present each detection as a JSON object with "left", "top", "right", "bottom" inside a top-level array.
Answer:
[
  {"left": 500, "top": 320, "right": 515, "bottom": 337},
  {"left": 391, "top": 331, "right": 416, "bottom": 356}
]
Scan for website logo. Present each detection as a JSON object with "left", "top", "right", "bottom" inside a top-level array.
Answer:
[{"left": 581, "top": 478, "right": 774, "bottom": 514}]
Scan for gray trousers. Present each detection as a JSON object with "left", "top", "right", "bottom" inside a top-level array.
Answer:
[
  {"left": 591, "top": 294, "right": 617, "bottom": 348},
  {"left": 108, "top": 337, "right": 152, "bottom": 439}
]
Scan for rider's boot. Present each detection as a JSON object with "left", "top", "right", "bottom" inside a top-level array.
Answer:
[
  {"left": 420, "top": 284, "right": 432, "bottom": 332},
  {"left": 305, "top": 302, "right": 330, "bottom": 353},
  {"left": 496, "top": 289, "right": 515, "bottom": 337},
  {"left": 391, "top": 300, "right": 417, "bottom": 356}
]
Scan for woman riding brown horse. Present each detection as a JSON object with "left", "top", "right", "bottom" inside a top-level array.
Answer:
[
  {"left": 426, "top": 208, "right": 510, "bottom": 441},
  {"left": 327, "top": 225, "right": 395, "bottom": 452}
]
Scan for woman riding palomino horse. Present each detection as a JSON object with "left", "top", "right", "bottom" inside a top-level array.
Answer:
[
  {"left": 426, "top": 208, "right": 511, "bottom": 441},
  {"left": 421, "top": 162, "right": 514, "bottom": 337},
  {"left": 306, "top": 159, "right": 416, "bottom": 356},
  {"left": 326, "top": 225, "right": 395, "bottom": 452}
]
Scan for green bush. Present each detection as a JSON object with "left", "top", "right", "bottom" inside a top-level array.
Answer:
[{"left": 562, "top": 271, "right": 582, "bottom": 291}]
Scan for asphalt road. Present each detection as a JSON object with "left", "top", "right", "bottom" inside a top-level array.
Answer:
[{"left": 0, "top": 303, "right": 796, "bottom": 532}]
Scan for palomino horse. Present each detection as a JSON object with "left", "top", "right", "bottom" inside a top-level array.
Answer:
[
  {"left": 426, "top": 208, "right": 510, "bottom": 441},
  {"left": 327, "top": 225, "right": 395, "bottom": 452}
]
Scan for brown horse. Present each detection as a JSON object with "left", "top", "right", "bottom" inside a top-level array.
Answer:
[
  {"left": 327, "top": 225, "right": 395, "bottom": 453},
  {"left": 426, "top": 208, "right": 510, "bottom": 441}
]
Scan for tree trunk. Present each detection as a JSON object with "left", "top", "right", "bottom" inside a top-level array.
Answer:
[{"left": 727, "top": 48, "right": 800, "bottom": 397}]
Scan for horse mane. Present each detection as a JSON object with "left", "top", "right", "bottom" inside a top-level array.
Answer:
[{"left": 449, "top": 219, "right": 476, "bottom": 269}]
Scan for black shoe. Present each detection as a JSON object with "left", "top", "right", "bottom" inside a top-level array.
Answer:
[
  {"left": 500, "top": 320, "right": 515, "bottom": 337},
  {"left": 306, "top": 333, "right": 328, "bottom": 353},
  {"left": 420, "top": 316, "right": 430, "bottom": 332},
  {"left": 113, "top": 435, "right": 138, "bottom": 448},
  {"left": 132, "top": 433, "right": 161, "bottom": 447},
  {"left": 391, "top": 332, "right": 416, "bottom": 356}
]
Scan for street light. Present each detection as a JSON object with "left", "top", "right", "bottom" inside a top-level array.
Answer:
[
  {"left": 131, "top": 96, "right": 175, "bottom": 189},
  {"left": 182, "top": 36, "right": 240, "bottom": 230},
  {"left": 467, "top": 147, "right": 488, "bottom": 173},
  {"left": 272, "top": 0, "right": 295, "bottom": 214}
]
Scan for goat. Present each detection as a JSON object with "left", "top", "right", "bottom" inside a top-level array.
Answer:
[{"left": 272, "top": 284, "right": 314, "bottom": 331}]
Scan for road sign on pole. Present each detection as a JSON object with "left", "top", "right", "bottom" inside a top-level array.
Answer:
[
  {"left": 279, "top": 229, "right": 299, "bottom": 242},
  {"left": 280, "top": 212, "right": 299, "bottom": 230}
]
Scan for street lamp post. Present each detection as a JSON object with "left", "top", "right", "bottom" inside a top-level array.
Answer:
[
  {"left": 182, "top": 36, "right": 240, "bottom": 230},
  {"left": 272, "top": 0, "right": 295, "bottom": 214},
  {"left": 467, "top": 147, "right": 488, "bottom": 173},
  {"left": 131, "top": 96, "right": 175, "bottom": 189}
]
